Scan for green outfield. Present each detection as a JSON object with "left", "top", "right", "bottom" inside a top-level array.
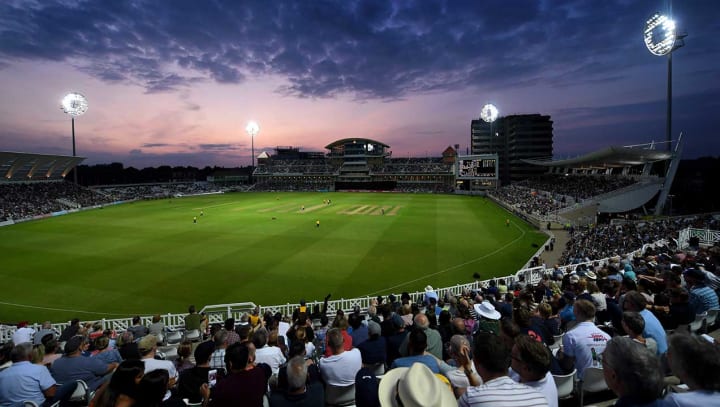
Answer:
[{"left": 0, "top": 192, "right": 547, "bottom": 322}]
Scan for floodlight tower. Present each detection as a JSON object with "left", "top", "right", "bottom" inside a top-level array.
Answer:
[
  {"left": 644, "top": 10, "right": 686, "bottom": 152},
  {"left": 61, "top": 92, "right": 88, "bottom": 184},
  {"left": 246, "top": 121, "right": 259, "bottom": 182}
]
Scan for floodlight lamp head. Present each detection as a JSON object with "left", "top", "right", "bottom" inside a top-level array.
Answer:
[
  {"left": 61, "top": 92, "right": 88, "bottom": 117},
  {"left": 644, "top": 12, "right": 677, "bottom": 56},
  {"left": 480, "top": 103, "right": 498, "bottom": 123},
  {"left": 246, "top": 121, "right": 260, "bottom": 137}
]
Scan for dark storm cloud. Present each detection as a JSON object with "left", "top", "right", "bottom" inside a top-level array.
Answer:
[
  {"left": 199, "top": 143, "right": 241, "bottom": 151},
  {"left": 92, "top": 150, "right": 243, "bottom": 168},
  {"left": 2, "top": 0, "right": 715, "bottom": 99}
]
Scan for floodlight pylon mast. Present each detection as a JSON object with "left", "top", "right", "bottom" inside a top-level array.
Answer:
[
  {"left": 666, "top": 0, "right": 673, "bottom": 151},
  {"left": 245, "top": 121, "right": 259, "bottom": 184},
  {"left": 72, "top": 117, "right": 77, "bottom": 184}
]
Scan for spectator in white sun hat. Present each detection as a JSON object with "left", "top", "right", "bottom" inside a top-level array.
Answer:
[
  {"left": 378, "top": 362, "right": 455, "bottom": 407},
  {"left": 474, "top": 300, "right": 501, "bottom": 336}
]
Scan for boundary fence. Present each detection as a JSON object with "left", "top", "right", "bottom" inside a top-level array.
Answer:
[
  {"left": 677, "top": 227, "right": 720, "bottom": 249},
  {"left": 0, "top": 238, "right": 667, "bottom": 343}
]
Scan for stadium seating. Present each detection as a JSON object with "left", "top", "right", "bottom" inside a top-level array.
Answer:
[
  {"left": 706, "top": 309, "right": 719, "bottom": 331},
  {"left": 0, "top": 181, "right": 226, "bottom": 222},
  {"left": 549, "top": 333, "right": 564, "bottom": 351},
  {"left": 553, "top": 368, "right": 576, "bottom": 399},
  {"left": 158, "top": 345, "right": 179, "bottom": 361},
  {"left": 68, "top": 380, "right": 92, "bottom": 404},
  {"left": 578, "top": 367, "right": 609, "bottom": 407},
  {"left": 184, "top": 329, "right": 201, "bottom": 342},
  {"left": 368, "top": 362, "right": 385, "bottom": 376},
  {"left": 688, "top": 313, "right": 707, "bottom": 334},
  {"left": 324, "top": 383, "right": 355, "bottom": 407},
  {"left": 165, "top": 330, "right": 183, "bottom": 345}
]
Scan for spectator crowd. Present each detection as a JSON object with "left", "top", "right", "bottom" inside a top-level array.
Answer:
[
  {"left": 491, "top": 175, "right": 637, "bottom": 218},
  {"left": 0, "top": 182, "right": 225, "bottom": 222},
  {"left": 1, "top": 227, "right": 718, "bottom": 406},
  {"left": 514, "top": 175, "right": 636, "bottom": 202}
]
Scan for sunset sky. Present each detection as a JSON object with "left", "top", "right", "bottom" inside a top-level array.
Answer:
[{"left": 0, "top": 0, "right": 718, "bottom": 168}]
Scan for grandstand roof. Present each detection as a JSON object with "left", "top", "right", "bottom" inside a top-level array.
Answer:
[
  {"left": 0, "top": 151, "right": 85, "bottom": 181},
  {"left": 324, "top": 138, "right": 390, "bottom": 150},
  {"left": 522, "top": 146, "right": 673, "bottom": 168}
]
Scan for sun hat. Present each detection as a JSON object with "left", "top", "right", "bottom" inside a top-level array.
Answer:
[
  {"left": 378, "top": 363, "right": 456, "bottom": 407},
  {"left": 473, "top": 300, "right": 501, "bottom": 320},
  {"left": 585, "top": 271, "right": 597, "bottom": 280}
]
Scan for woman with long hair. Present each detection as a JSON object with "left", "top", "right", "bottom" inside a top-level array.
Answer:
[
  {"left": 91, "top": 359, "right": 144, "bottom": 407},
  {"left": 173, "top": 340, "right": 194, "bottom": 373}
]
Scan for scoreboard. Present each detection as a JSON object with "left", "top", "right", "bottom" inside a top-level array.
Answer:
[{"left": 457, "top": 154, "right": 498, "bottom": 180}]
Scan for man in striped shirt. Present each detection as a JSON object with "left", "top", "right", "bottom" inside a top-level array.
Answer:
[{"left": 457, "top": 332, "right": 548, "bottom": 407}]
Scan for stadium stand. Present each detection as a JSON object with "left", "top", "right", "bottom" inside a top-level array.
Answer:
[
  {"left": 0, "top": 181, "right": 227, "bottom": 222},
  {"left": 253, "top": 140, "right": 456, "bottom": 193},
  {"left": 0, "top": 151, "right": 84, "bottom": 181},
  {"left": 1, "top": 213, "right": 718, "bottom": 406},
  {"left": 0, "top": 182, "right": 108, "bottom": 221},
  {"left": 3, "top": 142, "right": 720, "bottom": 406}
]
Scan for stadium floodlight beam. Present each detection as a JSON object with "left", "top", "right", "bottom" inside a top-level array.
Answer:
[
  {"left": 644, "top": 11, "right": 685, "bottom": 152},
  {"left": 246, "top": 121, "right": 259, "bottom": 181},
  {"left": 61, "top": 92, "right": 88, "bottom": 184}
]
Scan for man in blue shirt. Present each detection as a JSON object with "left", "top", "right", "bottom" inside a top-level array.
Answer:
[
  {"left": 684, "top": 268, "right": 719, "bottom": 315},
  {"left": 390, "top": 328, "right": 440, "bottom": 373},
  {"left": 356, "top": 321, "right": 386, "bottom": 367},
  {"left": 0, "top": 343, "right": 56, "bottom": 406},
  {"left": 51, "top": 335, "right": 117, "bottom": 391},
  {"left": 623, "top": 291, "right": 667, "bottom": 355}
]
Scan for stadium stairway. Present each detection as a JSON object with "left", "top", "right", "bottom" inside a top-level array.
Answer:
[{"left": 541, "top": 229, "right": 571, "bottom": 268}]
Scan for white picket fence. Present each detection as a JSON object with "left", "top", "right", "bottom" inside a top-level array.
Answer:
[{"left": 677, "top": 227, "right": 720, "bottom": 249}]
